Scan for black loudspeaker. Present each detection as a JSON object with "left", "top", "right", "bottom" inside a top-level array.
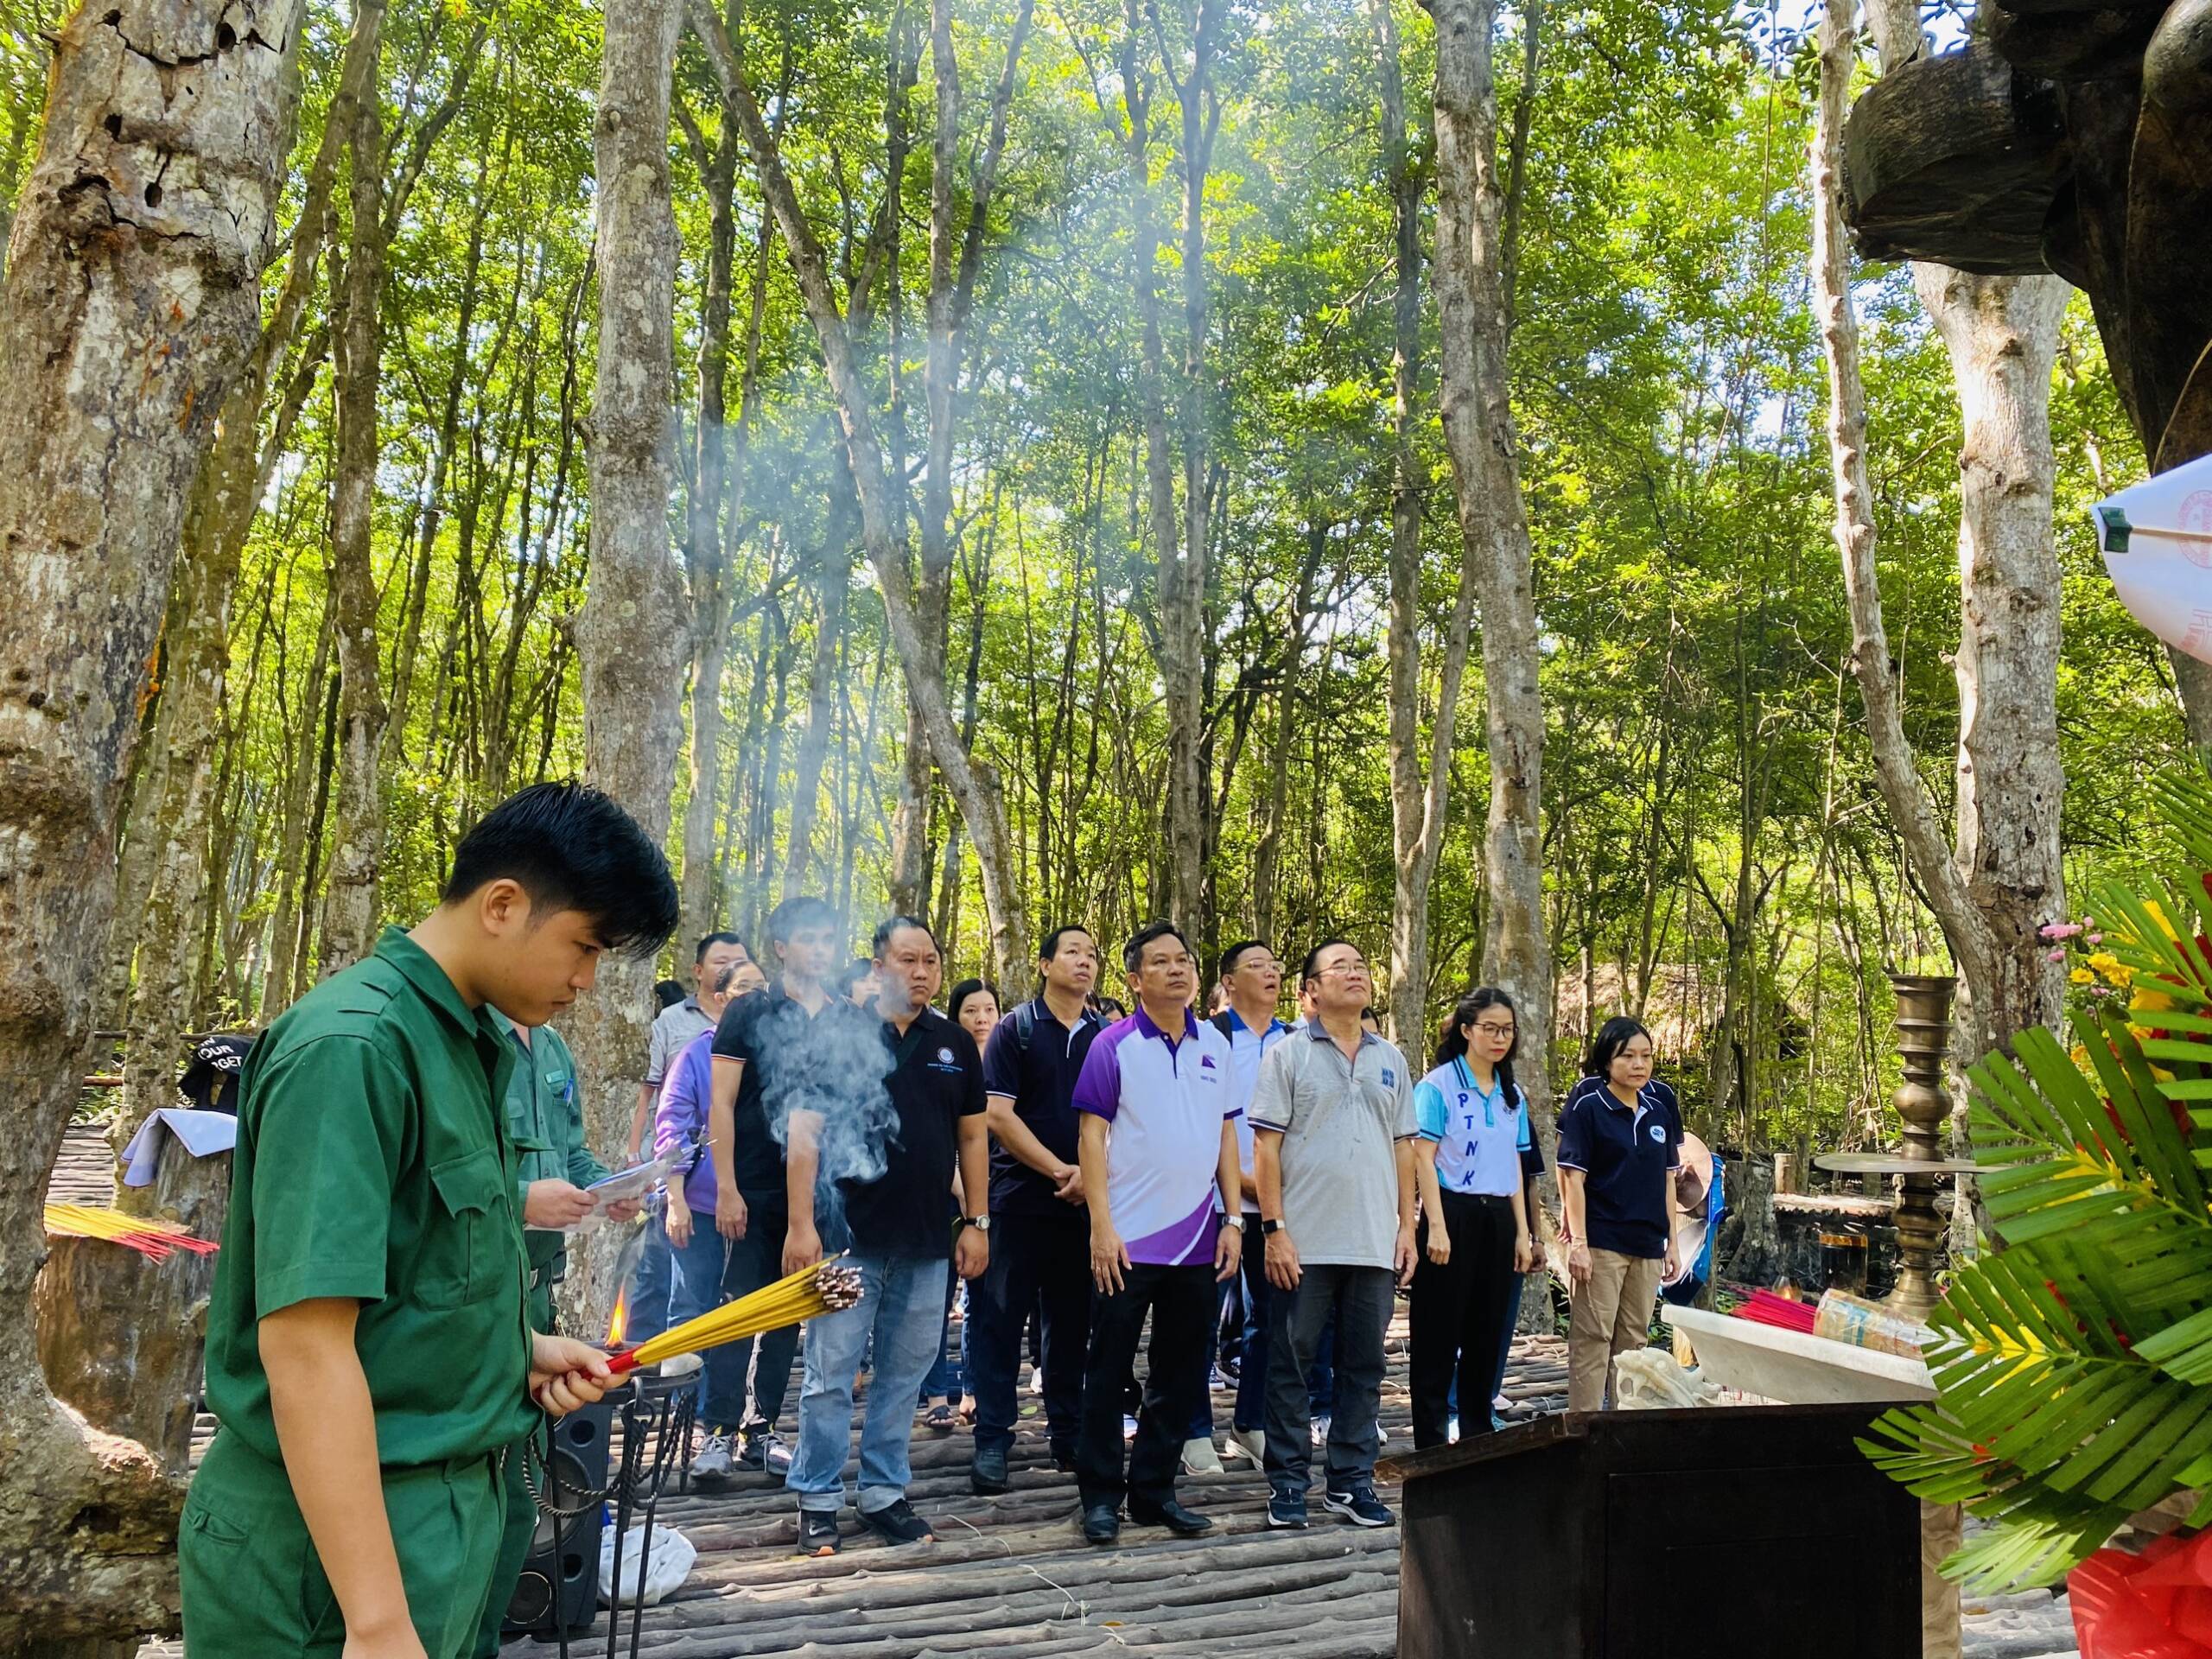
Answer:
[{"left": 504, "top": 1400, "right": 612, "bottom": 1638}]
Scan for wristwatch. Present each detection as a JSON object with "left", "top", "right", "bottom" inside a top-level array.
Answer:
[
  {"left": 1219, "top": 1215, "right": 1244, "bottom": 1231},
  {"left": 962, "top": 1215, "right": 991, "bottom": 1233},
  {"left": 1262, "top": 1218, "right": 1284, "bottom": 1236}
]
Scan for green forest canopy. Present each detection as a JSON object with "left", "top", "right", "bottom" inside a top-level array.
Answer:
[{"left": 0, "top": 0, "right": 2179, "bottom": 1156}]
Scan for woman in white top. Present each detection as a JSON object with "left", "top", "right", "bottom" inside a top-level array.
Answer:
[{"left": 1408, "top": 989, "right": 1535, "bottom": 1448}]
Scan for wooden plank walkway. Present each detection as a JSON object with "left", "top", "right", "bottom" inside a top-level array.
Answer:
[{"left": 501, "top": 1326, "right": 1571, "bottom": 1659}]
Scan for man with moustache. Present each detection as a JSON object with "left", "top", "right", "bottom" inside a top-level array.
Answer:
[{"left": 968, "top": 925, "right": 1107, "bottom": 1495}]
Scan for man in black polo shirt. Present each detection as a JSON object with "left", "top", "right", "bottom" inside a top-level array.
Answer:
[
  {"left": 783, "top": 916, "right": 989, "bottom": 1554},
  {"left": 706, "top": 893, "right": 846, "bottom": 1477},
  {"left": 966, "top": 925, "right": 1104, "bottom": 1495}
]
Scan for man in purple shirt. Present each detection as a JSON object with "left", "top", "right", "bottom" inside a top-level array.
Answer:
[
  {"left": 1070, "top": 921, "right": 1243, "bottom": 1546},
  {"left": 653, "top": 958, "right": 765, "bottom": 1482}
]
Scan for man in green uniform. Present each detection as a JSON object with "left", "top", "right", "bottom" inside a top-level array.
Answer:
[
  {"left": 471, "top": 1014, "right": 629, "bottom": 1657},
  {"left": 181, "top": 782, "right": 679, "bottom": 1659}
]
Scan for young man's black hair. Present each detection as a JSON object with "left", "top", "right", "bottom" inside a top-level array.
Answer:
[
  {"left": 696, "top": 930, "right": 748, "bottom": 962},
  {"left": 766, "top": 894, "right": 839, "bottom": 944},
  {"left": 872, "top": 914, "right": 939, "bottom": 957},
  {"left": 442, "top": 779, "right": 678, "bottom": 957},
  {"left": 1121, "top": 919, "right": 1190, "bottom": 975},
  {"left": 1298, "top": 937, "right": 1360, "bottom": 987},
  {"left": 1217, "top": 938, "right": 1269, "bottom": 983}
]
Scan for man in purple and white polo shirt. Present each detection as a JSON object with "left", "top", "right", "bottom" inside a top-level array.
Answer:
[{"left": 1071, "top": 920, "right": 1243, "bottom": 1547}]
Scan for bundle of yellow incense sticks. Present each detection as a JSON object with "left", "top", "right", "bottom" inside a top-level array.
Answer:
[
  {"left": 44, "top": 1204, "right": 219, "bottom": 1262},
  {"left": 606, "top": 1255, "right": 861, "bottom": 1375}
]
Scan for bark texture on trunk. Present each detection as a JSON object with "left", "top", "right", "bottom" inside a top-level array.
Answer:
[
  {"left": 694, "top": 0, "right": 1033, "bottom": 986},
  {"left": 0, "top": 0, "right": 304, "bottom": 1641},
  {"left": 564, "top": 0, "right": 689, "bottom": 1335},
  {"left": 1430, "top": 0, "right": 1554, "bottom": 1116},
  {"left": 315, "top": 0, "right": 391, "bottom": 978},
  {"left": 1376, "top": 0, "right": 1476, "bottom": 1048},
  {"left": 1827, "top": 0, "right": 2069, "bottom": 1064}
]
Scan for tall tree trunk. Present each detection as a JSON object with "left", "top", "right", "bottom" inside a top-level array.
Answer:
[
  {"left": 783, "top": 548, "right": 849, "bottom": 898},
  {"left": 115, "top": 3, "right": 355, "bottom": 1186},
  {"left": 1430, "top": 0, "right": 1554, "bottom": 1116},
  {"left": 1376, "top": 0, "right": 1475, "bottom": 1046},
  {"left": 0, "top": 0, "right": 304, "bottom": 1642},
  {"left": 694, "top": 0, "right": 1033, "bottom": 986},
  {"left": 1831, "top": 0, "right": 2068, "bottom": 1061},
  {"left": 563, "top": 0, "right": 688, "bottom": 1336},
  {"left": 315, "top": 0, "right": 391, "bottom": 978}
]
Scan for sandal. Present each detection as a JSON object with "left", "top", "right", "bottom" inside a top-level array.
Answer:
[{"left": 922, "top": 1402, "right": 958, "bottom": 1434}]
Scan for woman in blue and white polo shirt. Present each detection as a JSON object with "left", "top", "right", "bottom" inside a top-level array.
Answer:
[{"left": 1408, "top": 989, "right": 1534, "bottom": 1448}]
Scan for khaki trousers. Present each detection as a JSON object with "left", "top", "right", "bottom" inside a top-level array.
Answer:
[{"left": 1567, "top": 1248, "right": 1664, "bottom": 1412}]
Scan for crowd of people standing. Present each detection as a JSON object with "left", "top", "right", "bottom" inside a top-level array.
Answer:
[{"left": 624, "top": 904, "right": 1688, "bottom": 1554}]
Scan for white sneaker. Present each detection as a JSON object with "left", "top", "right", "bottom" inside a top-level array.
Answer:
[
  {"left": 1491, "top": 1391, "right": 1510, "bottom": 1412},
  {"left": 1446, "top": 1415, "right": 1460, "bottom": 1443},
  {"left": 1376, "top": 1421, "right": 1389, "bottom": 1446},
  {"left": 1028, "top": 1364, "right": 1045, "bottom": 1395},
  {"left": 1180, "top": 1435, "right": 1225, "bottom": 1477},
  {"left": 1224, "top": 1427, "right": 1265, "bottom": 1464}
]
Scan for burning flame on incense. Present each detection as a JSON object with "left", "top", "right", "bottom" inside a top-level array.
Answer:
[{"left": 605, "top": 1287, "right": 629, "bottom": 1350}]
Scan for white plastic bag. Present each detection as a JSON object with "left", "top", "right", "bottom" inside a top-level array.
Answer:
[{"left": 598, "top": 1522, "right": 696, "bottom": 1609}]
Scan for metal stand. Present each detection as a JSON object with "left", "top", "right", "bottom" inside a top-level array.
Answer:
[{"left": 600, "top": 1364, "right": 697, "bottom": 1659}]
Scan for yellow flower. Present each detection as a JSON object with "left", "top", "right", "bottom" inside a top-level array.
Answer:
[
  {"left": 2070, "top": 967, "right": 2095, "bottom": 986},
  {"left": 2132, "top": 985, "right": 2177, "bottom": 1015},
  {"left": 2087, "top": 952, "right": 2133, "bottom": 988}
]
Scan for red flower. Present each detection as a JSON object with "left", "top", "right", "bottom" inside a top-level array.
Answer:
[{"left": 2072, "top": 1529, "right": 2212, "bottom": 1657}]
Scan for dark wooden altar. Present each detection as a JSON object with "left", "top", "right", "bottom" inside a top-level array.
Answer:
[{"left": 1379, "top": 1405, "right": 1920, "bottom": 1659}]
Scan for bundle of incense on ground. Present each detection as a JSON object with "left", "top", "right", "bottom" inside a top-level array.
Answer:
[
  {"left": 44, "top": 1204, "right": 220, "bottom": 1262},
  {"left": 607, "top": 1256, "right": 863, "bottom": 1375}
]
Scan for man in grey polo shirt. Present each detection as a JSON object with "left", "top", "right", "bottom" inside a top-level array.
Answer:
[{"left": 1251, "top": 939, "right": 1417, "bottom": 1530}]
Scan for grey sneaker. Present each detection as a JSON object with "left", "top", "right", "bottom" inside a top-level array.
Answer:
[
  {"left": 690, "top": 1431, "right": 734, "bottom": 1485},
  {"left": 740, "top": 1429, "right": 792, "bottom": 1474}
]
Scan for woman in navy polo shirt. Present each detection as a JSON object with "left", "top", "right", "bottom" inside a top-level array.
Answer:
[
  {"left": 1408, "top": 989, "right": 1535, "bottom": 1448},
  {"left": 1557, "top": 1016, "right": 1681, "bottom": 1413}
]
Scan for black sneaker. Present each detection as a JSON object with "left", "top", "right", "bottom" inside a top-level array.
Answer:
[
  {"left": 1050, "top": 1441, "right": 1078, "bottom": 1474},
  {"left": 859, "top": 1497, "right": 937, "bottom": 1545},
  {"left": 971, "top": 1444, "right": 1010, "bottom": 1495},
  {"left": 1322, "top": 1483, "right": 1395, "bottom": 1528},
  {"left": 797, "top": 1510, "right": 842, "bottom": 1556},
  {"left": 740, "top": 1430, "right": 792, "bottom": 1474},
  {"left": 1267, "top": 1490, "right": 1309, "bottom": 1529}
]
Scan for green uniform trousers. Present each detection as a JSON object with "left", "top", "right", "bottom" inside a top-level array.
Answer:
[
  {"left": 473, "top": 1275, "right": 557, "bottom": 1656},
  {"left": 180, "top": 1430, "right": 505, "bottom": 1657}
]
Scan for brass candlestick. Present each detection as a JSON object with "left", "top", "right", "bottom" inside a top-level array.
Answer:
[{"left": 1815, "top": 974, "right": 1971, "bottom": 1325}]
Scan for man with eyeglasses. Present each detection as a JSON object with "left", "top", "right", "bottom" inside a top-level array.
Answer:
[
  {"left": 1205, "top": 940, "right": 1292, "bottom": 1469},
  {"left": 1250, "top": 940, "right": 1418, "bottom": 1531}
]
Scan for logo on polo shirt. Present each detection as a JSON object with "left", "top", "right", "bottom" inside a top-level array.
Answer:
[
  {"left": 936, "top": 1046, "right": 955, "bottom": 1065},
  {"left": 1200, "top": 1054, "right": 1217, "bottom": 1070},
  {"left": 1649, "top": 1123, "right": 1664, "bottom": 1142},
  {"left": 1382, "top": 1067, "right": 1395, "bottom": 1087}
]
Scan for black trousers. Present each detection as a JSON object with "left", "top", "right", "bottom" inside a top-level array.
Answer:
[
  {"left": 1263, "top": 1262, "right": 1393, "bottom": 1497},
  {"left": 967, "top": 1207, "right": 1091, "bottom": 1455},
  {"left": 1408, "top": 1189, "right": 1518, "bottom": 1449},
  {"left": 1075, "top": 1260, "right": 1216, "bottom": 1511},
  {"left": 721, "top": 1192, "right": 800, "bottom": 1436}
]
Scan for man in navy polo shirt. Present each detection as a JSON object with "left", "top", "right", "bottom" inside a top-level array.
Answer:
[
  {"left": 1069, "top": 921, "right": 1243, "bottom": 1546},
  {"left": 782, "top": 917, "right": 989, "bottom": 1554},
  {"left": 967, "top": 925, "right": 1104, "bottom": 1495}
]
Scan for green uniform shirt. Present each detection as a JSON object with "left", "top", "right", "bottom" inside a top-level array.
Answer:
[
  {"left": 499, "top": 1020, "right": 607, "bottom": 1274},
  {"left": 203, "top": 926, "right": 538, "bottom": 1469}
]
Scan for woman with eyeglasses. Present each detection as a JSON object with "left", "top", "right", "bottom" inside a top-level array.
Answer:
[
  {"left": 1408, "top": 988, "right": 1535, "bottom": 1447},
  {"left": 1558, "top": 1015, "right": 1682, "bottom": 1413}
]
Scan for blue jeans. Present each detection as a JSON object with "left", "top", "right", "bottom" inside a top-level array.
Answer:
[
  {"left": 786, "top": 1254, "right": 950, "bottom": 1514},
  {"left": 919, "top": 1272, "right": 963, "bottom": 1404},
  {"left": 668, "top": 1223, "right": 750, "bottom": 1431},
  {"left": 1231, "top": 1223, "right": 1275, "bottom": 1433}
]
